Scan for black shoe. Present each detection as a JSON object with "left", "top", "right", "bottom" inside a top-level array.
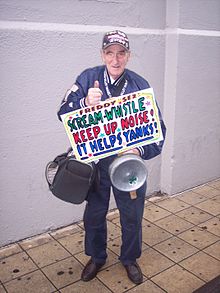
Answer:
[
  {"left": 81, "top": 258, "right": 105, "bottom": 282},
  {"left": 124, "top": 262, "right": 143, "bottom": 284}
]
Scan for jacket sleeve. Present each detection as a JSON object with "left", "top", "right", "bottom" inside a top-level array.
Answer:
[
  {"left": 139, "top": 107, "right": 166, "bottom": 160},
  {"left": 57, "top": 70, "right": 90, "bottom": 121}
]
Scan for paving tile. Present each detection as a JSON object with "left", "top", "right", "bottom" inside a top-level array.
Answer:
[
  {"left": 142, "top": 222, "right": 172, "bottom": 246},
  {"left": 180, "top": 251, "right": 220, "bottom": 282},
  {"left": 152, "top": 264, "right": 204, "bottom": 293},
  {"left": 0, "top": 284, "right": 6, "bottom": 293},
  {"left": 203, "top": 241, "right": 220, "bottom": 260},
  {"left": 212, "top": 194, "right": 220, "bottom": 203},
  {"left": 155, "top": 214, "right": 194, "bottom": 235},
  {"left": 195, "top": 199, "right": 220, "bottom": 216},
  {"left": 42, "top": 256, "right": 83, "bottom": 289},
  {"left": 60, "top": 278, "right": 112, "bottom": 293},
  {"left": 178, "top": 226, "right": 219, "bottom": 249},
  {"left": 107, "top": 221, "right": 121, "bottom": 241},
  {"left": 57, "top": 231, "right": 85, "bottom": 255},
  {"left": 143, "top": 204, "right": 171, "bottom": 222},
  {"left": 138, "top": 247, "right": 174, "bottom": 278},
  {"left": 4, "top": 270, "right": 56, "bottom": 293},
  {"left": 26, "top": 240, "right": 70, "bottom": 268},
  {"left": 155, "top": 197, "right": 190, "bottom": 213},
  {"left": 75, "top": 248, "right": 119, "bottom": 270},
  {"left": 192, "top": 276, "right": 220, "bottom": 293},
  {"left": 1, "top": 178, "right": 220, "bottom": 292},
  {"left": 142, "top": 218, "right": 153, "bottom": 227},
  {"left": 0, "top": 252, "right": 37, "bottom": 283},
  {"left": 50, "top": 224, "right": 83, "bottom": 239},
  {"left": 177, "top": 191, "right": 208, "bottom": 205},
  {"left": 198, "top": 217, "right": 220, "bottom": 237},
  {"left": 207, "top": 179, "right": 220, "bottom": 189},
  {"left": 19, "top": 233, "right": 53, "bottom": 250},
  {"left": 77, "top": 221, "right": 84, "bottom": 230},
  {"left": 126, "top": 279, "right": 166, "bottom": 292},
  {"left": 154, "top": 237, "right": 198, "bottom": 263},
  {"left": 106, "top": 209, "right": 120, "bottom": 221},
  {"left": 111, "top": 217, "right": 121, "bottom": 227},
  {"left": 193, "top": 185, "right": 220, "bottom": 198},
  {"left": 97, "top": 262, "right": 136, "bottom": 293},
  {"left": 107, "top": 236, "right": 121, "bottom": 256},
  {"left": 0, "top": 244, "right": 22, "bottom": 260},
  {"left": 145, "top": 199, "right": 153, "bottom": 205},
  {"left": 148, "top": 196, "right": 164, "bottom": 204},
  {"left": 176, "top": 206, "right": 213, "bottom": 225}
]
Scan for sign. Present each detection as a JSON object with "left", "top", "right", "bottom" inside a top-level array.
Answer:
[{"left": 61, "top": 88, "right": 163, "bottom": 163}]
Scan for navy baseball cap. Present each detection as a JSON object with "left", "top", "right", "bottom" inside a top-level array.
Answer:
[{"left": 102, "top": 30, "right": 130, "bottom": 51}]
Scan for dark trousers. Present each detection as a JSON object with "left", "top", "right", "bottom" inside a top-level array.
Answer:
[{"left": 83, "top": 157, "right": 146, "bottom": 265}]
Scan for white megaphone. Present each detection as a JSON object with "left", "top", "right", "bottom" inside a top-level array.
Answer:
[{"left": 109, "top": 153, "right": 147, "bottom": 192}]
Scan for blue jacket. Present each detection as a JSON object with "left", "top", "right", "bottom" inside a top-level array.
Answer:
[{"left": 58, "top": 65, "right": 166, "bottom": 160}]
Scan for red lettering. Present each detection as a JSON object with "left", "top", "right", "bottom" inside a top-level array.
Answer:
[
  {"left": 86, "top": 128, "right": 94, "bottom": 140},
  {"left": 93, "top": 126, "right": 101, "bottom": 138},
  {"left": 129, "top": 116, "right": 135, "bottom": 127},
  {"left": 84, "top": 108, "right": 91, "bottom": 113},
  {"left": 80, "top": 130, "right": 87, "bottom": 142},
  {"left": 121, "top": 111, "right": 150, "bottom": 130},
  {"left": 122, "top": 95, "right": 131, "bottom": 103},
  {"left": 121, "top": 117, "right": 129, "bottom": 130},
  {"left": 104, "top": 123, "right": 111, "bottom": 135},
  {"left": 143, "top": 111, "right": 149, "bottom": 123},
  {"left": 138, "top": 113, "right": 144, "bottom": 124},
  {"left": 72, "top": 132, "right": 81, "bottom": 144},
  {"left": 111, "top": 122, "right": 117, "bottom": 134}
]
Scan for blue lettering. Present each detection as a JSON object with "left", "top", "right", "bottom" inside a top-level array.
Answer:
[
  {"left": 97, "top": 139, "right": 104, "bottom": 151},
  {"left": 89, "top": 141, "right": 99, "bottom": 152},
  {"left": 123, "top": 130, "right": 130, "bottom": 142},
  {"left": 109, "top": 135, "right": 116, "bottom": 147}
]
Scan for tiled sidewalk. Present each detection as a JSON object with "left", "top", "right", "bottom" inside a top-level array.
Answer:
[{"left": 0, "top": 180, "right": 220, "bottom": 293}]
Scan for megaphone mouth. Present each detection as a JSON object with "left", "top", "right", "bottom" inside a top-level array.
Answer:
[{"left": 109, "top": 153, "right": 148, "bottom": 192}]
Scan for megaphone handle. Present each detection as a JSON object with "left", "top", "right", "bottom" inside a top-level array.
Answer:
[{"left": 130, "top": 190, "right": 137, "bottom": 199}]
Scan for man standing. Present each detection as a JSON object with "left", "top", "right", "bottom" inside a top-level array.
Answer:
[{"left": 58, "top": 30, "right": 166, "bottom": 284}]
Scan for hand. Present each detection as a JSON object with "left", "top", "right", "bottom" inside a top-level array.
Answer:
[
  {"left": 123, "top": 148, "right": 140, "bottom": 156},
  {"left": 85, "top": 80, "right": 102, "bottom": 106}
]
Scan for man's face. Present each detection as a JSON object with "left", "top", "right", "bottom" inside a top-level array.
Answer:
[{"left": 101, "top": 44, "right": 130, "bottom": 80}]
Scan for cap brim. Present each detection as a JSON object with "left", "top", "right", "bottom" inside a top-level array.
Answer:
[{"left": 103, "top": 42, "right": 129, "bottom": 51}]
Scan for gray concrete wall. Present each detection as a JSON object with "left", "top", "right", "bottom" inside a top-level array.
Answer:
[
  {"left": 161, "top": 0, "right": 220, "bottom": 194},
  {"left": 0, "top": 0, "right": 220, "bottom": 246}
]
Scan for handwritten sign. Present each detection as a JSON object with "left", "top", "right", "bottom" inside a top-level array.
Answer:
[{"left": 61, "top": 88, "right": 163, "bottom": 163}]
